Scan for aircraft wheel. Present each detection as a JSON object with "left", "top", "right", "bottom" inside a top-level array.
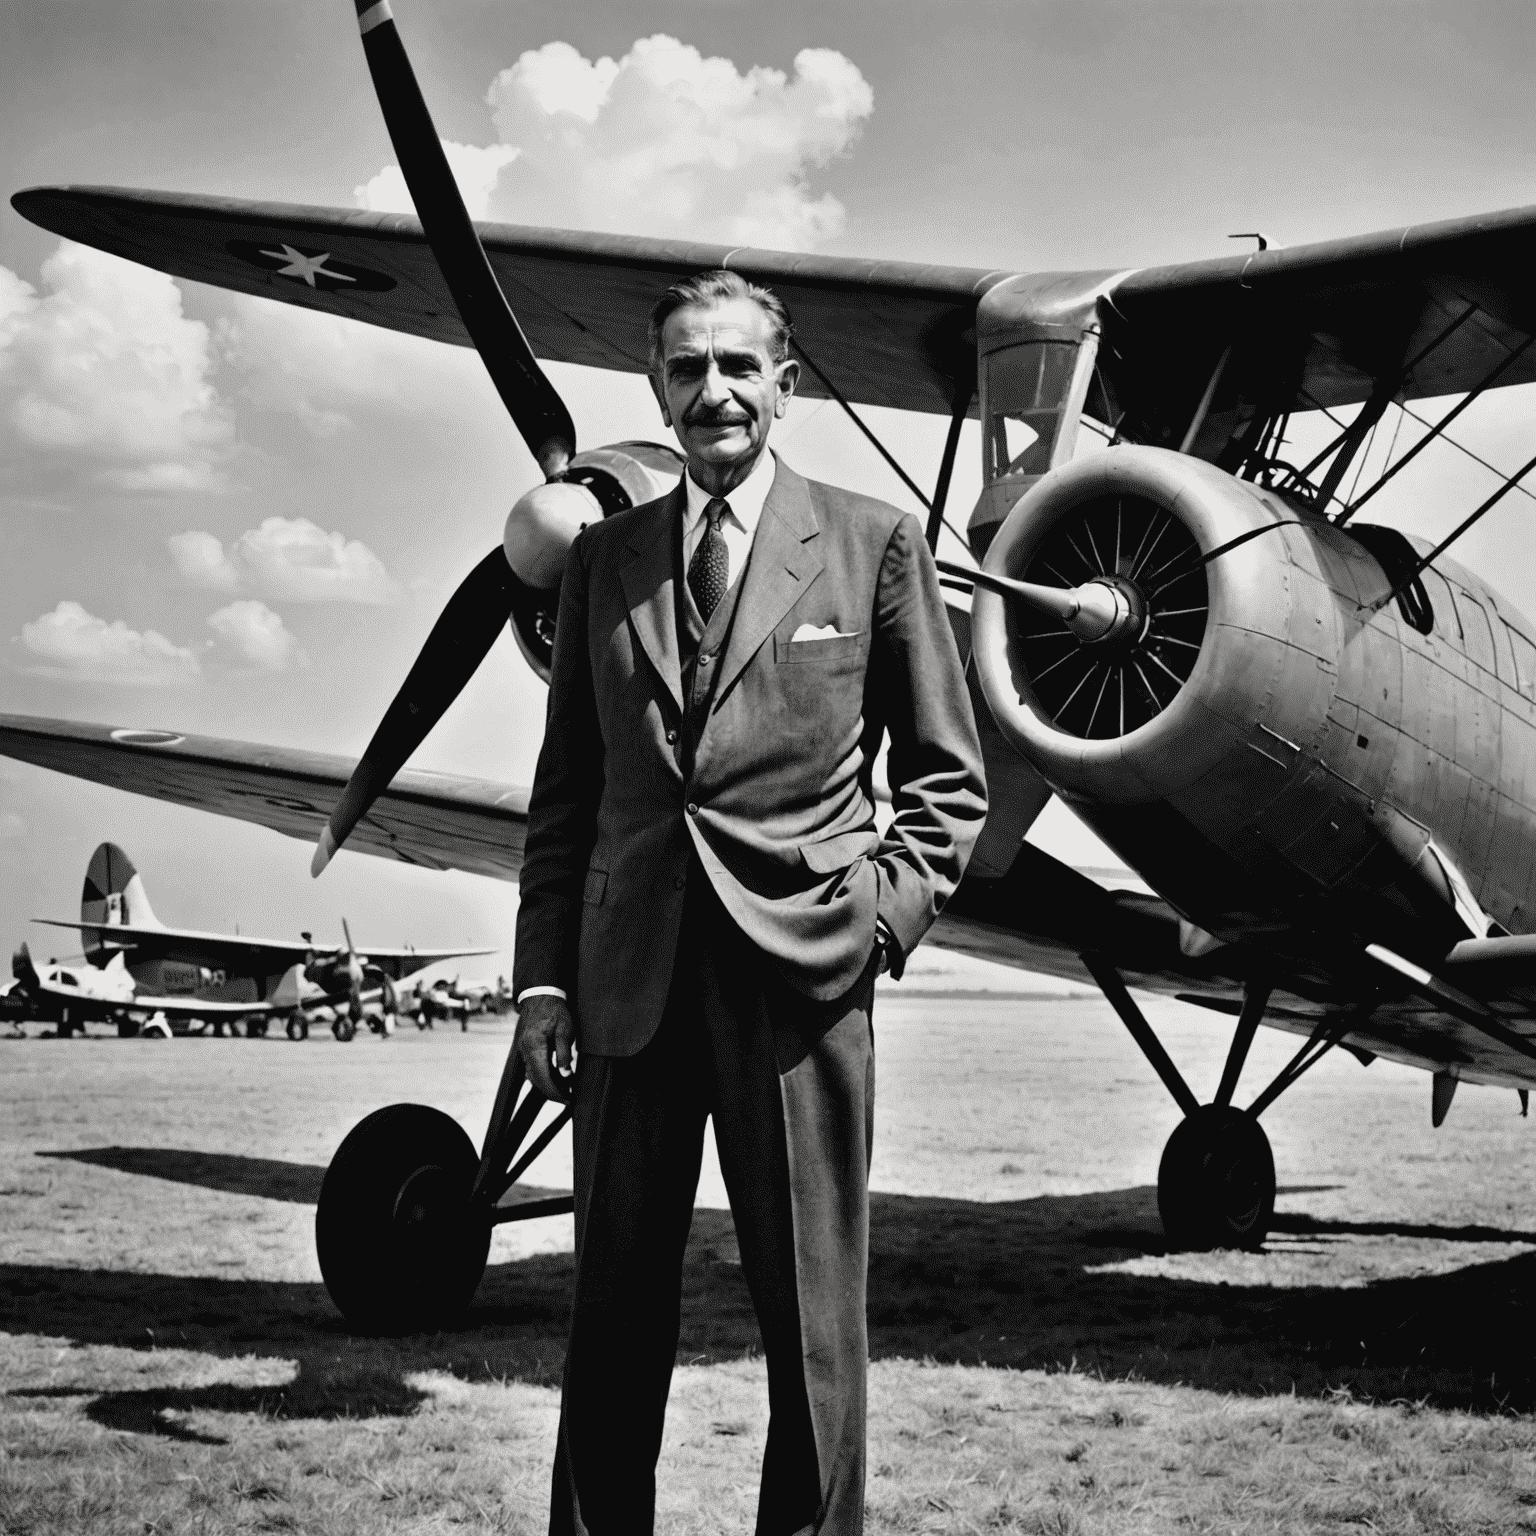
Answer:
[
  {"left": 285, "top": 1014, "right": 307, "bottom": 1042},
  {"left": 117, "top": 1018, "right": 140, "bottom": 1039},
  {"left": 1157, "top": 1105, "right": 1274, "bottom": 1251},
  {"left": 333, "top": 1016, "right": 357, "bottom": 1043},
  {"left": 315, "top": 1103, "right": 490, "bottom": 1334}
]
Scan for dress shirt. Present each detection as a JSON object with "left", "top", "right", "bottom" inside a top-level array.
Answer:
[{"left": 681, "top": 448, "right": 778, "bottom": 592}]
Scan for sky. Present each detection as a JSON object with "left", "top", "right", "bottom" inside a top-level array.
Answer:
[{"left": 2, "top": 0, "right": 1536, "bottom": 978}]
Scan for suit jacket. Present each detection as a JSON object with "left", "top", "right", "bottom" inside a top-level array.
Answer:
[{"left": 513, "top": 456, "right": 987, "bottom": 1056}]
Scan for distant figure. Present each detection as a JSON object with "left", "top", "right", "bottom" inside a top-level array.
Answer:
[{"left": 513, "top": 270, "right": 987, "bottom": 1534}]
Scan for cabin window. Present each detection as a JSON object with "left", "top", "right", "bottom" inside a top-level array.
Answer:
[
  {"left": 1505, "top": 623, "right": 1536, "bottom": 701},
  {"left": 982, "top": 342, "right": 1081, "bottom": 481},
  {"left": 1453, "top": 587, "right": 1499, "bottom": 675},
  {"left": 1419, "top": 567, "right": 1460, "bottom": 639}
]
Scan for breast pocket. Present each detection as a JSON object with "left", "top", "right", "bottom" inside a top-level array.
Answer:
[{"left": 774, "top": 631, "right": 871, "bottom": 667}]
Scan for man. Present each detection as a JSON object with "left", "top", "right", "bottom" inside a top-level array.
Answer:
[{"left": 513, "top": 269, "right": 987, "bottom": 1535}]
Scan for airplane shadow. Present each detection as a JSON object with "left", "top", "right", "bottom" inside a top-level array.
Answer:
[{"left": 6, "top": 1147, "right": 1533, "bottom": 1440}]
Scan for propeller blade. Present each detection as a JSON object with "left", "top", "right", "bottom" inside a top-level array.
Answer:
[
  {"left": 313, "top": 545, "right": 515, "bottom": 875},
  {"left": 351, "top": 0, "right": 575, "bottom": 477},
  {"left": 342, "top": 917, "right": 356, "bottom": 957}
]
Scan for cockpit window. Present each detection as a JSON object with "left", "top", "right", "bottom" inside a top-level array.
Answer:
[
  {"left": 982, "top": 342, "right": 1081, "bottom": 481},
  {"left": 1505, "top": 623, "right": 1536, "bottom": 701},
  {"left": 1419, "top": 567, "right": 1459, "bottom": 639},
  {"left": 1453, "top": 587, "right": 1499, "bottom": 675}
]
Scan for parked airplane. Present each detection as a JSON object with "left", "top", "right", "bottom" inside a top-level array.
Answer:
[
  {"left": 5, "top": 1, "right": 1536, "bottom": 1328},
  {"left": 6, "top": 941, "right": 303, "bottom": 1039},
  {"left": 21, "top": 841, "right": 492, "bottom": 1041}
]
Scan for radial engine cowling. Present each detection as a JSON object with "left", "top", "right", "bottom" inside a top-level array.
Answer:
[
  {"left": 503, "top": 441, "right": 685, "bottom": 681},
  {"left": 972, "top": 446, "right": 1323, "bottom": 807}
]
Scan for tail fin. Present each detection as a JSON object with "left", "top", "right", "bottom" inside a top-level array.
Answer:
[{"left": 82, "top": 843, "right": 162, "bottom": 962}]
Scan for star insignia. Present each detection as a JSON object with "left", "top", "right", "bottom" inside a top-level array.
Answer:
[{"left": 259, "top": 244, "right": 357, "bottom": 288}]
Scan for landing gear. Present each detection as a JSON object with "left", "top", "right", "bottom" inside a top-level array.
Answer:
[
  {"left": 1157, "top": 1105, "right": 1274, "bottom": 1250},
  {"left": 333, "top": 1016, "right": 357, "bottom": 1043},
  {"left": 316, "top": 1104, "right": 490, "bottom": 1334},
  {"left": 316, "top": 1046, "right": 574, "bottom": 1334},
  {"left": 285, "top": 1013, "right": 309, "bottom": 1042},
  {"left": 116, "top": 1017, "right": 140, "bottom": 1039},
  {"left": 245, "top": 1017, "right": 269, "bottom": 1039},
  {"left": 1082, "top": 956, "right": 1355, "bottom": 1253}
]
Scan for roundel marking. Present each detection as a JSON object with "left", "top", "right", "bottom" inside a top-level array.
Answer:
[
  {"left": 109, "top": 728, "right": 186, "bottom": 747},
  {"left": 226, "top": 240, "right": 397, "bottom": 293}
]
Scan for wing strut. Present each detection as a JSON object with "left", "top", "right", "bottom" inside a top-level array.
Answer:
[
  {"left": 1081, "top": 953, "right": 1200, "bottom": 1117},
  {"left": 790, "top": 337, "right": 974, "bottom": 557},
  {"left": 925, "top": 370, "right": 976, "bottom": 553},
  {"left": 1213, "top": 979, "right": 1270, "bottom": 1107}
]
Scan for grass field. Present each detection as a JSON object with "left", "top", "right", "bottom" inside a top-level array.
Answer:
[{"left": 3, "top": 990, "right": 1536, "bottom": 1533}]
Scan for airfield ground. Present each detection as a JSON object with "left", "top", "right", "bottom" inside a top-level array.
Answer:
[{"left": 3, "top": 990, "right": 1535, "bottom": 1533}]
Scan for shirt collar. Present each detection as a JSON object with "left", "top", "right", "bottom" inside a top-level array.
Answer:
[{"left": 682, "top": 448, "right": 778, "bottom": 535}]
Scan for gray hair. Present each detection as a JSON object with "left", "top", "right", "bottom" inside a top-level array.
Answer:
[{"left": 647, "top": 269, "right": 794, "bottom": 373}]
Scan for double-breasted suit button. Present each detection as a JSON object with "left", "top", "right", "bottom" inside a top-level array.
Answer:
[
  {"left": 674, "top": 875, "right": 686, "bottom": 891},
  {"left": 686, "top": 802, "right": 699, "bottom": 816},
  {"left": 666, "top": 729, "right": 678, "bottom": 745}
]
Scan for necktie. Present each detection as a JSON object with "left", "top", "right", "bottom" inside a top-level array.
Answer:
[{"left": 688, "top": 498, "right": 731, "bottom": 621}]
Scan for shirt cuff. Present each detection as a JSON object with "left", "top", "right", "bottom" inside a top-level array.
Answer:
[{"left": 516, "top": 985, "right": 568, "bottom": 1006}]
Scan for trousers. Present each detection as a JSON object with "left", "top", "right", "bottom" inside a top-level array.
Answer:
[{"left": 549, "top": 862, "right": 877, "bottom": 1535}]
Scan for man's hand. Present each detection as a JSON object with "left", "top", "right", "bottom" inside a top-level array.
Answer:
[{"left": 516, "top": 994, "right": 577, "bottom": 1102}]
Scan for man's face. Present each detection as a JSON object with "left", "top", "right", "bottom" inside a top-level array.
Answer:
[{"left": 651, "top": 297, "right": 799, "bottom": 478}]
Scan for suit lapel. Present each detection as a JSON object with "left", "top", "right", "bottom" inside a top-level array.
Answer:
[
  {"left": 714, "top": 460, "right": 823, "bottom": 706},
  {"left": 619, "top": 486, "right": 684, "bottom": 715}
]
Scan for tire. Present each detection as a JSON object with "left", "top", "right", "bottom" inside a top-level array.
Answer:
[
  {"left": 1157, "top": 1105, "right": 1275, "bottom": 1251},
  {"left": 315, "top": 1103, "right": 491, "bottom": 1334},
  {"left": 333, "top": 1016, "right": 357, "bottom": 1043},
  {"left": 245, "top": 1018, "right": 269, "bottom": 1039},
  {"left": 117, "top": 1018, "right": 140, "bottom": 1039}
]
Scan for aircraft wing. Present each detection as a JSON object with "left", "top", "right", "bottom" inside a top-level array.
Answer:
[
  {"left": 11, "top": 186, "right": 1003, "bottom": 417},
  {"left": 0, "top": 715, "right": 527, "bottom": 881},
  {"left": 18, "top": 186, "right": 1536, "bottom": 439},
  {"left": 1103, "top": 202, "right": 1536, "bottom": 446},
  {"left": 7, "top": 712, "right": 1535, "bottom": 1088},
  {"left": 29, "top": 919, "right": 494, "bottom": 978}
]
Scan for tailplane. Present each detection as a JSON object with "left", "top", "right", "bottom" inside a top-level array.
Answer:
[{"left": 82, "top": 843, "right": 162, "bottom": 962}]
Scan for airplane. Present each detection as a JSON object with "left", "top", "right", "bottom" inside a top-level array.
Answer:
[
  {"left": 4, "top": 1, "right": 1536, "bottom": 1329},
  {"left": 5, "top": 940, "right": 308, "bottom": 1039},
  {"left": 19, "top": 840, "right": 493, "bottom": 1040}
]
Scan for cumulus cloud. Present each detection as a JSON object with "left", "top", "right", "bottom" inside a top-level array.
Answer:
[
  {"left": 168, "top": 530, "right": 239, "bottom": 591},
  {"left": 168, "top": 517, "right": 399, "bottom": 605},
  {"left": 356, "top": 35, "right": 873, "bottom": 250},
  {"left": 207, "top": 599, "right": 308, "bottom": 672},
  {"left": 16, "top": 601, "right": 201, "bottom": 685},
  {"left": 356, "top": 140, "right": 521, "bottom": 220},
  {"left": 0, "top": 242, "right": 232, "bottom": 491}
]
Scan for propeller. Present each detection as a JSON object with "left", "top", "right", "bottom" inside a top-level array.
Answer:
[
  {"left": 342, "top": 916, "right": 366, "bottom": 1021},
  {"left": 313, "top": 0, "right": 589, "bottom": 876}
]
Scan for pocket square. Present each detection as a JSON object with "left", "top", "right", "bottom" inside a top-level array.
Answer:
[{"left": 791, "top": 623, "right": 858, "bottom": 642}]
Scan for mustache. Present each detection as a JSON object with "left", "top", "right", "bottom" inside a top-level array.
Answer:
[{"left": 683, "top": 407, "right": 750, "bottom": 427}]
